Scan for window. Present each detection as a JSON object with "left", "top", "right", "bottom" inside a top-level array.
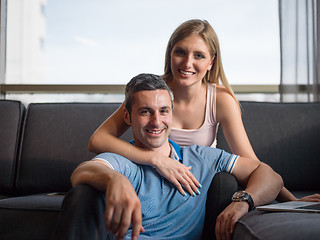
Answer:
[{"left": 5, "top": 0, "right": 280, "bottom": 85}]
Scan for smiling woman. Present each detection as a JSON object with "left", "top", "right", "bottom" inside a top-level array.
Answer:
[
  {"left": 170, "top": 35, "right": 214, "bottom": 88},
  {"left": 4, "top": 0, "right": 280, "bottom": 87}
]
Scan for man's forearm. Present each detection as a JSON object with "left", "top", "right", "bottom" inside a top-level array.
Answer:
[
  {"left": 71, "top": 160, "right": 144, "bottom": 239},
  {"left": 215, "top": 161, "right": 283, "bottom": 240},
  {"left": 245, "top": 162, "right": 283, "bottom": 206},
  {"left": 71, "top": 160, "right": 116, "bottom": 191}
]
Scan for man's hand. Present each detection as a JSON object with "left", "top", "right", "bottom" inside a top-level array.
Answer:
[
  {"left": 104, "top": 172, "right": 145, "bottom": 240},
  {"left": 215, "top": 201, "right": 249, "bottom": 240}
]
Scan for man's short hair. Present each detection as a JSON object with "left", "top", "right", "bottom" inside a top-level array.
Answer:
[{"left": 125, "top": 73, "right": 174, "bottom": 113}]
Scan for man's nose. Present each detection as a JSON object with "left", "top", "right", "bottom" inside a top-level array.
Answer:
[{"left": 150, "top": 113, "right": 160, "bottom": 126}]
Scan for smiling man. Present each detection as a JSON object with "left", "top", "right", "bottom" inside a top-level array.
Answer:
[{"left": 52, "top": 73, "right": 283, "bottom": 240}]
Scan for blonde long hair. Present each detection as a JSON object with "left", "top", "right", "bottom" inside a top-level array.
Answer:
[{"left": 163, "top": 19, "right": 237, "bottom": 101}]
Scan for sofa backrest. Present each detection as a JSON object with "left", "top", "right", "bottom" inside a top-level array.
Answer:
[
  {"left": 217, "top": 101, "right": 320, "bottom": 191},
  {"left": 0, "top": 100, "right": 25, "bottom": 194},
  {"left": 16, "top": 103, "right": 132, "bottom": 194}
]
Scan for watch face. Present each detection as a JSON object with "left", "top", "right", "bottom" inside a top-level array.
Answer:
[
  {"left": 233, "top": 191, "right": 248, "bottom": 201},
  {"left": 232, "top": 191, "right": 255, "bottom": 211}
]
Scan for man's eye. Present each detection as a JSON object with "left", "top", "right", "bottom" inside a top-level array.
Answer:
[
  {"left": 140, "top": 110, "right": 150, "bottom": 115},
  {"left": 161, "top": 109, "right": 169, "bottom": 114}
]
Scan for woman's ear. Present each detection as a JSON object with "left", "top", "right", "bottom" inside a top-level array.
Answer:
[
  {"left": 207, "top": 55, "right": 215, "bottom": 71},
  {"left": 123, "top": 108, "right": 131, "bottom": 126}
]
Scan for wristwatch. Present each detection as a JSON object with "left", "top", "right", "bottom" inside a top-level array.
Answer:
[{"left": 232, "top": 191, "right": 255, "bottom": 211}]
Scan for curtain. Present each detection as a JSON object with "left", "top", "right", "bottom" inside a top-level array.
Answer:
[{"left": 279, "top": 0, "right": 320, "bottom": 102}]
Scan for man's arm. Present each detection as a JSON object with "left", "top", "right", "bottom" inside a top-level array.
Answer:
[
  {"left": 71, "top": 160, "right": 145, "bottom": 240},
  {"left": 215, "top": 157, "right": 283, "bottom": 240}
]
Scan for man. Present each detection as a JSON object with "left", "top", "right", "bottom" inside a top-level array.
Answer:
[{"left": 53, "top": 74, "right": 283, "bottom": 240}]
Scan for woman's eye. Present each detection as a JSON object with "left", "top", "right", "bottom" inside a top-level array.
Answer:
[
  {"left": 195, "top": 53, "right": 205, "bottom": 59},
  {"left": 174, "top": 49, "right": 185, "bottom": 56}
]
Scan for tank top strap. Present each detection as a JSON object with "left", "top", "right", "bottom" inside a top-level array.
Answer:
[{"left": 206, "top": 83, "right": 217, "bottom": 125}]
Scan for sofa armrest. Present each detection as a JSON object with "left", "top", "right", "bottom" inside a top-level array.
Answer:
[{"left": 201, "top": 172, "right": 238, "bottom": 240}]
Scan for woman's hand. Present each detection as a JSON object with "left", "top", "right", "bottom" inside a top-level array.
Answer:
[
  {"left": 297, "top": 193, "right": 320, "bottom": 202},
  {"left": 152, "top": 152, "right": 201, "bottom": 196}
]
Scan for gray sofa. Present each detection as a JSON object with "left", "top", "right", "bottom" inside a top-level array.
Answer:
[
  {"left": 0, "top": 99, "right": 319, "bottom": 239},
  {"left": 217, "top": 101, "right": 320, "bottom": 240}
]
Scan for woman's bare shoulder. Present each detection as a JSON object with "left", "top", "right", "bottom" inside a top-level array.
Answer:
[
  {"left": 216, "top": 85, "right": 240, "bottom": 121},
  {"left": 216, "top": 85, "right": 237, "bottom": 105}
]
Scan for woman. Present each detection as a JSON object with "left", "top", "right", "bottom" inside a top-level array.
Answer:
[{"left": 89, "top": 19, "right": 319, "bottom": 202}]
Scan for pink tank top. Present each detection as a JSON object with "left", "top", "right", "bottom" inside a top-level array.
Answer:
[{"left": 169, "top": 83, "right": 219, "bottom": 147}]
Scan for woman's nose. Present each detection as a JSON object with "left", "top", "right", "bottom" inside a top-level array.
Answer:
[{"left": 183, "top": 55, "right": 193, "bottom": 69}]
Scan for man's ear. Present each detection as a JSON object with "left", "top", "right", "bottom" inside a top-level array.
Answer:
[{"left": 123, "top": 108, "right": 131, "bottom": 126}]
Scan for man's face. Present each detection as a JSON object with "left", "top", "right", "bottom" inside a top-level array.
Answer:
[{"left": 124, "top": 89, "right": 172, "bottom": 151}]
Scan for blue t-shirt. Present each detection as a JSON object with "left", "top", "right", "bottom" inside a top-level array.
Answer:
[{"left": 94, "top": 140, "right": 238, "bottom": 240}]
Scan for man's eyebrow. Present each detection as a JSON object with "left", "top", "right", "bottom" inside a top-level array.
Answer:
[
  {"left": 137, "top": 106, "right": 170, "bottom": 111},
  {"left": 138, "top": 106, "right": 152, "bottom": 111},
  {"left": 160, "top": 106, "right": 171, "bottom": 110}
]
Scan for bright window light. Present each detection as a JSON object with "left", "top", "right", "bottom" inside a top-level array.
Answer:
[{"left": 6, "top": 0, "right": 280, "bottom": 85}]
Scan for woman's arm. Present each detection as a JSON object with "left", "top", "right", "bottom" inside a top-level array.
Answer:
[
  {"left": 216, "top": 86, "right": 258, "bottom": 160},
  {"left": 216, "top": 86, "right": 320, "bottom": 202},
  {"left": 88, "top": 102, "right": 131, "bottom": 154},
  {"left": 88, "top": 103, "right": 200, "bottom": 196}
]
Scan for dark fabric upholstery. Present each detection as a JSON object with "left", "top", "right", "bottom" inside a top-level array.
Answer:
[
  {"left": 0, "top": 102, "right": 132, "bottom": 240},
  {"left": 0, "top": 100, "right": 25, "bottom": 194},
  {"left": 0, "top": 194, "right": 63, "bottom": 240},
  {"left": 217, "top": 101, "right": 320, "bottom": 191},
  {"left": 0, "top": 193, "right": 63, "bottom": 210},
  {"left": 216, "top": 101, "right": 320, "bottom": 240},
  {"left": 0, "top": 100, "right": 318, "bottom": 239},
  {"left": 16, "top": 103, "right": 132, "bottom": 194},
  {"left": 233, "top": 209, "right": 320, "bottom": 240},
  {"left": 202, "top": 172, "right": 238, "bottom": 240}
]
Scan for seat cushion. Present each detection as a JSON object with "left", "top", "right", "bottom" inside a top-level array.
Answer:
[
  {"left": 0, "top": 194, "right": 64, "bottom": 240},
  {"left": 233, "top": 209, "right": 320, "bottom": 240}
]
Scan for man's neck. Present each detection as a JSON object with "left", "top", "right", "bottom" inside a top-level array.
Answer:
[
  {"left": 149, "top": 141, "right": 172, "bottom": 157},
  {"left": 133, "top": 139, "right": 172, "bottom": 157}
]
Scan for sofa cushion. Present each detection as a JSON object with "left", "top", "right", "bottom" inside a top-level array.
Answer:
[
  {"left": 0, "top": 194, "right": 63, "bottom": 240},
  {"left": 16, "top": 103, "right": 132, "bottom": 194},
  {"left": 0, "top": 100, "right": 25, "bottom": 194},
  {"left": 233, "top": 209, "right": 320, "bottom": 240},
  {"left": 217, "top": 101, "right": 320, "bottom": 191}
]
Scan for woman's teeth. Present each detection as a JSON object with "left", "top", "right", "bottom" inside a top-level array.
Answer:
[{"left": 180, "top": 70, "right": 193, "bottom": 75}]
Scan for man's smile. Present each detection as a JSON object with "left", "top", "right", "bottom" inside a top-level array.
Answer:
[{"left": 145, "top": 128, "right": 165, "bottom": 135}]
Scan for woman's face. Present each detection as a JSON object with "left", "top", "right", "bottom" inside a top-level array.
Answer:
[{"left": 170, "top": 34, "right": 213, "bottom": 88}]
